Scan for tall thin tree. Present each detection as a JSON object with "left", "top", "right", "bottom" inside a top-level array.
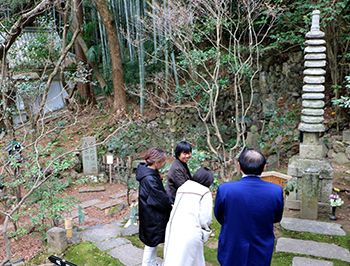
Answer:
[
  {"left": 94, "top": 0, "right": 127, "bottom": 111},
  {"left": 73, "top": 0, "right": 96, "bottom": 105}
]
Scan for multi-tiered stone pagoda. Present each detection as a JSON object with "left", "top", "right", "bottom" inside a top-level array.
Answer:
[{"left": 287, "top": 10, "right": 333, "bottom": 219}]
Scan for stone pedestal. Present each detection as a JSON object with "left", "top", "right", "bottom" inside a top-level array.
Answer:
[
  {"left": 301, "top": 170, "right": 319, "bottom": 219},
  {"left": 299, "top": 132, "right": 323, "bottom": 159},
  {"left": 299, "top": 144, "right": 323, "bottom": 159},
  {"left": 287, "top": 156, "right": 332, "bottom": 212},
  {"left": 47, "top": 227, "right": 68, "bottom": 254}
]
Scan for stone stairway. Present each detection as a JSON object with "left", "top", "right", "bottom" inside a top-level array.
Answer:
[
  {"left": 276, "top": 217, "right": 350, "bottom": 265},
  {"left": 62, "top": 189, "right": 127, "bottom": 221},
  {"left": 72, "top": 220, "right": 147, "bottom": 266}
]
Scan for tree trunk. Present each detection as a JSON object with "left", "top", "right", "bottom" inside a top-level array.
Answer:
[
  {"left": 74, "top": 0, "right": 96, "bottom": 105},
  {"left": 94, "top": 0, "right": 127, "bottom": 112},
  {"left": 68, "top": 25, "right": 113, "bottom": 107},
  {"left": 58, "top": 0, "right": 70, "bottom": 95}
]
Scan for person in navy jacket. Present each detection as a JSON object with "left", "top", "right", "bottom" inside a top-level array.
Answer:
[{"left": 214, "top": 149, "right": 284, "bottom": 266}]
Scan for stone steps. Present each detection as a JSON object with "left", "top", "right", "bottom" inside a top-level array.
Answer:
[
  {"left": 94, "top": 199, "right": 123, "bottom": 210},
  {"left": 281, "top": 217, "right": 346, "bottom": 236},
  {"left": 78, "top": 186, "right": 105, "bottom": 193},
  {"left": 292, "top": 257, "right": 333, "bottom": 266},
  {"left": 278, "top": 217, "right": 349, "bottom": 264},
  {"left": 276, "top": 237, "right": 350, "bottom": 262}
]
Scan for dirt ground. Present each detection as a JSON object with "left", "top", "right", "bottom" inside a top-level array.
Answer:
[{"left": 0, "top": 181, "right": 137, "bottom": 262}]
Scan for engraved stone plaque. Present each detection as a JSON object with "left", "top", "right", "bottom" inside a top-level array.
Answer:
[{"left": 81, "top": 137, "right": 98, "bottom": 175}]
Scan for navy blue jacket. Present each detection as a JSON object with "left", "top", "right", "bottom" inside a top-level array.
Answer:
[
  {"left": 214, "top": 175, "right": 284, "bottom": 266},
  {"left": 136, "top": 163, "right": 173, "bottom": 247}
]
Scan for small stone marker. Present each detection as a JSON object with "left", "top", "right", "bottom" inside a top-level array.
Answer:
[
  {"left": 47, "top": 227, "right": 68, "bottom": 254},
  {"left": 276, "top": 237, "right": 350, "bottom": 262},
  {"left": 301, "top": 168, "right": 319, "bottom": 219},
  {"left": 246, "top": 132, "right": 259, "bottom": 150},
  {"left": 78, "top": 186, "right": 105, "bottom": 193},
  {"left": 81, "top": 137, "right": 98, "bottom": 175},
  {"left": 343, "top": 130, "right": 350, "bottom": 142},
  {"left": 94, "top": 199, "right": 123, "bottom": 210},
  {"left": 292, "top": 257, "right": 333, "bottom": 266}
]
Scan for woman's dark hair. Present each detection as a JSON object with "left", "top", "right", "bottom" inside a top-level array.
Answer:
[
  {"left": 145, "top": 148, "right": 166, "bottom": 167},
  {"left": 192, "top": 167, "right": 214, "bottom": 188},
  {"left": 175, "top": 141, "right": 192, "bottom": 159},
  {"left": 238, "top": 149, "right": 266, "bottom": 175}
]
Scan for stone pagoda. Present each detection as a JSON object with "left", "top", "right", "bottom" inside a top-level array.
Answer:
[{"left": 286, "top": 10, "right": 333, "bottom": 219}]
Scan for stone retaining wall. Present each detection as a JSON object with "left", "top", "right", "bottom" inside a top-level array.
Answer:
[
  {"left": 121, "top": 51, "right": 306, "bottom": 154},
  {"left": 120, "top": 108, "right": 202, "bottom": 154}
]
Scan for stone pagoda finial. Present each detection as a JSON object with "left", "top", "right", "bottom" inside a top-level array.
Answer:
[
  {"left": 298, "top": 10, "right": 326, "bottom": 159},
  {"left": 310, "top": 10, "right": 320, "bottom": 32}
]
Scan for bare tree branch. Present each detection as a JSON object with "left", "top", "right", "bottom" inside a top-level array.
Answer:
[
  {"left": 138, "top": 0, "right": 281, "bottom": 180},
  {"left": 0, "top": 0, "right": 54, "bottom": 60}
]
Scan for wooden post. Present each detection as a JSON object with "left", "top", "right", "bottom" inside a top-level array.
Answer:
[
  {"left": 127, "top": 157, "right": 132, "bottom": 205},
  {"left": 116, "top": 157, "right": 120, "bottom": 177},
  {"left": 65, "top": 218, "right": 73, "bottom": 239},
  {"left": 109, "top": 163, "right": 112, "bottom": 184},
  {"left": 128, "top": 157, "right": 132, "bottom": 169}
]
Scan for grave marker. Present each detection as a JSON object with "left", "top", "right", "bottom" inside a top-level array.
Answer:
[
  {"left": 301, "top": 169, "right": 319, "bottom": 219},
  {"left": 81, "top": 137, "right": 98, "bottom": 175}
]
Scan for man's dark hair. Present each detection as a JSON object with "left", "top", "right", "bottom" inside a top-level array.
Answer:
[
  {"left": 175, "top": 141, "right": 192, "bottom": 159},
  {"left": 238, "top": 149, "right": 266, "bottom": 175}
]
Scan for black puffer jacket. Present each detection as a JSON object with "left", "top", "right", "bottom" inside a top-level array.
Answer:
[{"left": 136, "top": 163, "right": 173, "bottom": 247}]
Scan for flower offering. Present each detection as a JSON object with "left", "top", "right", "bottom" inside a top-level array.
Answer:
[{"left": 330, "top": 194, "right": 344, "bottom": 208}]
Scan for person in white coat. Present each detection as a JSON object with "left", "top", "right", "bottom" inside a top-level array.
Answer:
[{"left": 163, "top": 167, "right": 214, "bottom": 266}]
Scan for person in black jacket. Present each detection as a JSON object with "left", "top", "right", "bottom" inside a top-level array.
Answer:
[
  {"left": 166, "top": 141, "right": 192, "bottom": 201},
  {"left": 136, "top": 147, "right": 173, "bottom": 266}
]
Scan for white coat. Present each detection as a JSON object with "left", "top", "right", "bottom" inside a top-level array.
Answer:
[{"left": 163, "top": 180, "right": 212, "bottom": 266}]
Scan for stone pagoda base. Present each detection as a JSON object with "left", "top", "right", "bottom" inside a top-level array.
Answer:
[{"left": 286, "top": 155, "right": 333, "bottom": 213}]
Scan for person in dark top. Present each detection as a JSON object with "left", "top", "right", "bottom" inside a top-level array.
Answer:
[
  {"left": 166, "top": 141, "right": 192, "bottom": 201},
  {"left": 136, "top": 147, "right": 173, "bottom": 266}
]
